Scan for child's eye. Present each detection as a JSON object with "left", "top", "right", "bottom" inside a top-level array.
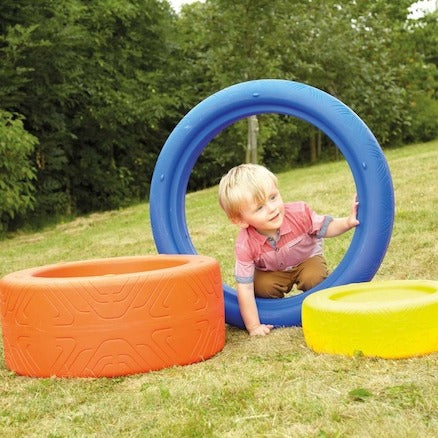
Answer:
[{"left": 255, "top": 203, "right": 264, "bottom": 212}]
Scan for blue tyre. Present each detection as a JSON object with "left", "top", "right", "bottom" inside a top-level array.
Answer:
[{"left": 150, "top": 80, "right": 394, "bottom": 329}]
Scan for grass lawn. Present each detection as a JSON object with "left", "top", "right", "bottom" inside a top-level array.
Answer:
[{"left": 0, "top": 140, "right": 437, "bottom": 437}]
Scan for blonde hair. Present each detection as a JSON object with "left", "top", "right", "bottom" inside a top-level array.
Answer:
[{"left": 218, "top": 164, "right": 278, "bottom": 220}]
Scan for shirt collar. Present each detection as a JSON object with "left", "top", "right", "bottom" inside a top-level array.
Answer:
[{"left": 246, "top": 215, "right": 293, "bottom": 245}]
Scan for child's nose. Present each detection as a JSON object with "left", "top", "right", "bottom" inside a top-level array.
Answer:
[{"left": 267, "top": 200, "right": 276, "bottom": 211}]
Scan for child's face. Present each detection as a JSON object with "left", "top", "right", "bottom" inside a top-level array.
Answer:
[{"left": 236, "top": 180, "right": 284, "bottom": 235}]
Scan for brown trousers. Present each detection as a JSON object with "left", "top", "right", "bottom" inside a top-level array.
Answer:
[{"left": 254, "top": 255, "right": 328, "bottom": 298}]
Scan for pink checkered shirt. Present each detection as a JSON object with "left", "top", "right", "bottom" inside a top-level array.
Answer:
[{"left": 234, "top": 202, "right": 332, "bottom": 283}]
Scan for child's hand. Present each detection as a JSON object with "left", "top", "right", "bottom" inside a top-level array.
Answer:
[
  {"left": 248, "top": 323, "right": 274, "bottom": 336},
  {"left": 347, "top": 194, "right": 360, "bottom": 228}
]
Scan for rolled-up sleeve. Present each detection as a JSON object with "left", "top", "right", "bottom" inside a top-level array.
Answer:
[{"left": 315, "top": 215, "right": 333, "bottom": 238}]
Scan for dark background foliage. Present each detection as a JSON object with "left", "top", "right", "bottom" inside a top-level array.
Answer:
[{"left": 0, "top": 0, "right": 437, "bottom": 233}]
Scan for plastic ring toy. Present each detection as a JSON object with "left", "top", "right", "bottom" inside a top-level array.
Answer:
[
  {"left": 0, "top": 255, "right": 225, "bottom": 377},
  {"left": 302, "top": 280, "right": 438, "bottom": 358},
  {"left": 150, "top": 79, "right": 395, "bottom": 328}
]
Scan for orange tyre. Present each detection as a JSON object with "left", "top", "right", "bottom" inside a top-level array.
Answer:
[{"left": 0, "top": 255, "right": 225, "bottom": 377}]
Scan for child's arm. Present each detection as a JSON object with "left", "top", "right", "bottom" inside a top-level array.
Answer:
[
  {"left": 236, "top": 282, "right": 274, "bottom": 336},
  {"left": 325, "top": 195, "right": 360, "bottom": 237}
]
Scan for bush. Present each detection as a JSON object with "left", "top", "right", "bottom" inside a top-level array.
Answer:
[
  {"left": 0, "top": 110, "right": 38, "bottom": 233},
  {"left": 404, "top": 94, "right": 438, "bottom": 143}
]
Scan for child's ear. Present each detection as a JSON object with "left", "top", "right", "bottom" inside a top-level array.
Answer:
[{"left": 232, "top": 216, "right": 249, "bottom": 229}]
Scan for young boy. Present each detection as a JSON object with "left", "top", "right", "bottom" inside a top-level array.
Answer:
[{"left": 218, "top": 163, "right": 359, "bottom": 336}]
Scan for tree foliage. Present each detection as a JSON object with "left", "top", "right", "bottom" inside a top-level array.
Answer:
[
  {"left": 0, "top": 0, "right": 436, "bottom": 232},
  {"left": 179, "top": 0, "right": 437, "bottom": 177},
  {"left": 0, "top": 110, "right": 37, "bottom": 233},
  {"left": 0, "top": 0, "right": 178, "bottom": 227}
]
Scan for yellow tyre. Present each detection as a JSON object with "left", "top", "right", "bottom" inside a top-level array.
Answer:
[{"left": 302, "top": 280, "right": 438, "bottom": 359}]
